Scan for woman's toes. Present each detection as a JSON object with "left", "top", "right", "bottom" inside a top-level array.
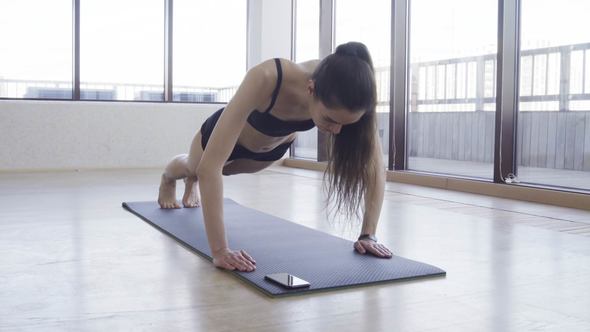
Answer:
[{"left": 182, "top": 198, "right": 200, "bottom": 208}]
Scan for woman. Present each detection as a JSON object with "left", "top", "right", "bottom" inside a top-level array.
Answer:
[{"left": 158, "top": 42, "right": 393, "bottom": 272}]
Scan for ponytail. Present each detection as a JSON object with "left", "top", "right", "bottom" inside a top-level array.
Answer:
[
  {"left": 312, "top": 42, "right": 378, "bottom": 219},
  {"left": 334, "top": 42, "right": 374, "bottom": 69}
]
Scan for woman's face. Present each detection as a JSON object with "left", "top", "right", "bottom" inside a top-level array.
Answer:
[{"left": 307, "top": 81, "right": 364, "bottom": 135}]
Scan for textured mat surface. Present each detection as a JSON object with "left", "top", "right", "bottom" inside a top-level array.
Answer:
[{"left": 123, "top": 199, "right": 446, "bottom": 297}]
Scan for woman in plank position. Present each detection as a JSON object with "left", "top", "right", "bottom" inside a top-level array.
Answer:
[{"left": 158, "top": 42, "right": 392, "bottom": 272}]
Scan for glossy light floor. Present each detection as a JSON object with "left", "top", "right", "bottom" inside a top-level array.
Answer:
[{"left": 1, "top": 166, "right": 590, "bottom": 332}]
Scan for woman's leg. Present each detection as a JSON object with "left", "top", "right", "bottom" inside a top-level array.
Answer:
[
  {"left": 182, "top": 130, "right": 208, "bottom": 208},
  {"left": 158, "top": 129, "right": 278, "bottom": 207},
  {"left": 158, "top": 130, "right": 205, "bottom": 208},
  {"left": 221, "top": 159, "right": 277, "bottom": 176}
]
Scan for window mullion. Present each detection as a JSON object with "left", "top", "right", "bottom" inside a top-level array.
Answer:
[
  {"left": 73, "top": 0, "right": 80, "bottom": 100},
  {"left": 317, "top": 0, "right": 334, "bottom": 162},
  {"left": 390, "top": 0, "right": 409, "bottom": 170},
  {"left": 494, "top": 0, "right": 520, "bottom": 182}
]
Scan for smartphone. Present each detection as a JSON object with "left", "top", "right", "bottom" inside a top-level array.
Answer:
[{"left": 264, "top": 273, "right": 311, "bottom": 289}]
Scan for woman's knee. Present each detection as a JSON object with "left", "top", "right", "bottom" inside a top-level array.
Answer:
[{"left": 163, "top": 154, "right": 189, "bottom": 177}]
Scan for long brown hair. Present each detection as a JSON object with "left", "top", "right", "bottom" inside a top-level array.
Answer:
[{"left": 311, "top": 42, "right": 378, "bottom": 218}]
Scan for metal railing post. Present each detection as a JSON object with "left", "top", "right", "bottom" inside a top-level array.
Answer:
[
  {"left": 559, "top": 46, "right": 571, "bottom": 111},
  {"left": 410, "top": 64, "right": 419, "bottom": 113},
  {"left": 476, "top": 56, "right": 485, "bottom": 111}
]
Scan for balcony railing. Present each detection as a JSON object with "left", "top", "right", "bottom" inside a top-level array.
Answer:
[
  {"left": 367, "top": 42, "right": 590, "bottom": 113},
  {"left": 0, "top": 79, "right": 237, "bottom": 103},
  {"left": 2, "top": 43, "right": 590, "bottom": 172},
  {"left": 319, "top": 43, "right": 590, "bottom": 172}
]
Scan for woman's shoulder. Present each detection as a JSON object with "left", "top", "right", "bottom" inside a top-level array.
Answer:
[
  {"left": 280, "top": 58, "right": 320, "bottom": 73},
  {"left": 271, "top": 58, "right": 320, "bottom": 84},
  {"left": 249, "top": 59, "right": 280, "bottom": 84},
  {"left": 254, "top": 58, "right": 320, "bottom": 79},
  {"left": 250, "top": 58, "right": 320, "bottom": 99}
]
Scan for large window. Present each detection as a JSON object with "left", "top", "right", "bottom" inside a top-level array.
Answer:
[
  {"left": 0, "top": 0, "right": 72, "bottom": 99},
  {"left": 0, "top": 0, "right": 247, "bottom": 103},
  {"left": 292, "top": 0, "right": 320, "bottom": 159},
  {"left": 173, "top": 0, "right": 246, "bottom": 103},
  {"left": 334, "top": 0, "right": 391, "bottom": 164},
  {"left": 80, "top": 0, "right": 164, "bottom": 101},
  {"left": 294, "top": 0, "right": 320, "bottom": 63},
  {"left": 517, "top": 0, "right": 590, "bottom": 190},
  {"left": 407, "top": 0, "right": 498, "bottom": 179},
  {"left": 293, "top": 0, "right": 590, "bottom": 196},
  {"left": 292, "top": 0, "right": 391, "bottom": 161}
]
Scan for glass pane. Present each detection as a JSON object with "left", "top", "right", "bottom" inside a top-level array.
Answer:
[
  {"left": 80, "top": 0, "right": 164, "bottom": 101},
  {"left": 517, "top": 0, "right": 590, "bottom": 190},
  {"left": 408, "top": 0, "right": 498, "bottom": 178},
  {"left": 295, "top": 0, "right": 319, "bottom": 62},
  {"left": 334, "top": 0, "right": 391, "bottom": 165},
  {"left": 0, "top": 0, "right": 72, "bottom": 99},
  {"left": 292, "top": 0, "right": 320, "bottom": 159},
  {"left": 173, "top": 0, "right": 246, "bottom": 103}
]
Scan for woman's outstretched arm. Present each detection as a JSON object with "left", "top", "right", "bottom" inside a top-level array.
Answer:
[
  {"left": 354, "top": 132, "right": 393, "bottom": 258},
  {"left": 196, "top": 60, "right": 276, "bottom": 271}
]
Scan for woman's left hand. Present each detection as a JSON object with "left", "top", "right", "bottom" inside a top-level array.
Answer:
[{"left": 354, "top": 240, "right": 393, "bottom": 258}]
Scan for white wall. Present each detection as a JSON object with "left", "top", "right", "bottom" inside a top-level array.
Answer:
[
  {"left": 0, "top": 100, "right": 218, "bottom": 171},
  {"left": 0, "top": 0, "right": 293, "bottom": 171}
]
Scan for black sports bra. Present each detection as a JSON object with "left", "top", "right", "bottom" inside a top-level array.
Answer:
[{"left": 246, "top": 58, "right": 315, "bottom": 137}]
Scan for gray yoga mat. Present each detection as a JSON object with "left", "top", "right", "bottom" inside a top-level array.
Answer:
[{"left": 123, "top": 199, "right": 445, "bottom": 297}]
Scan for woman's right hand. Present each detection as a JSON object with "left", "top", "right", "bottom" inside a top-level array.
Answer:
[{"left": 212, "top": 248, "right": 257, "bottom": 272}]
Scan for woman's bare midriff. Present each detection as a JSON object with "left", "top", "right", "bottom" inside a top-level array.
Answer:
[{"left": 236, "top": 122, "right": 296, "bottom": 153}]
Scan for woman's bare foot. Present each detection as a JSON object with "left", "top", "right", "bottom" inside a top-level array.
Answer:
[
  {"left": 158, "top": 174, "right": 180, "bottom": 209},
  {"left": 182, "top": 177, "right": 200, "bottom": 208}
]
